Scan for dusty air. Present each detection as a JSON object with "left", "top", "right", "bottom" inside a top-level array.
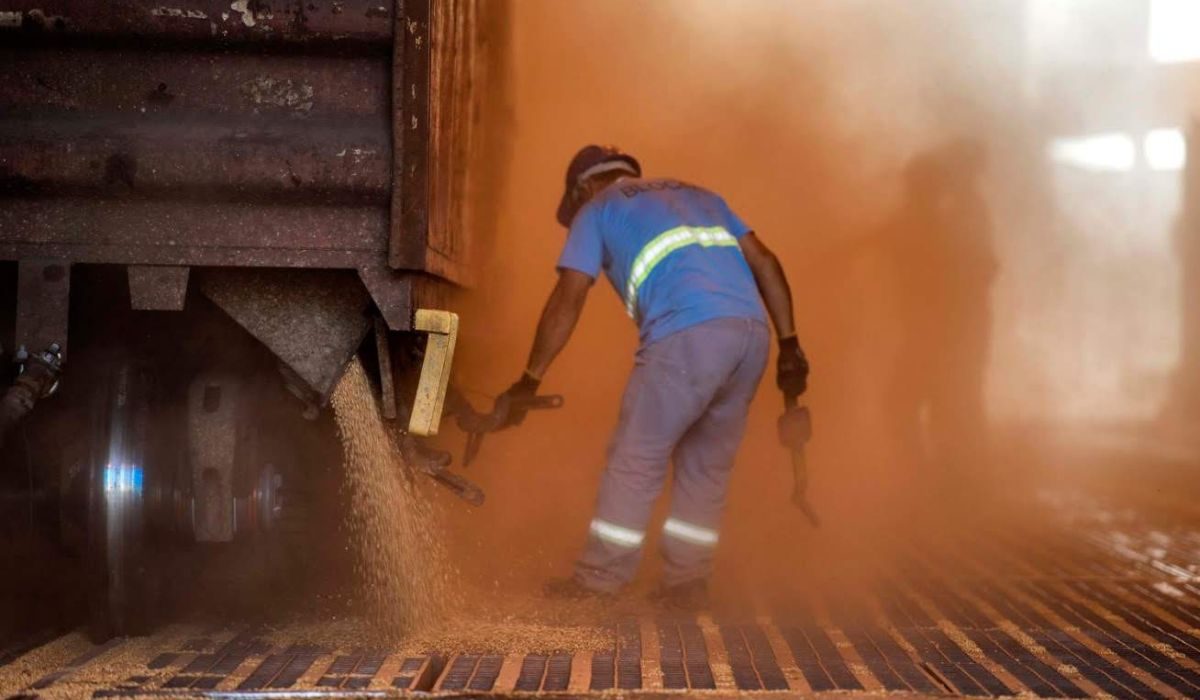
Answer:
[{"left": 1, "top": 2, "right": 1199, "bottom": 698}]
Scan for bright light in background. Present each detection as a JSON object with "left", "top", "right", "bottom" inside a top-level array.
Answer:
[
  {"left": 1144, "top": 128, "right": 1187, "bottom": 171},
  {"left": 1149, "top": 0, "right": 1200, "bottom": 63},
  {"left": 1049, "top": 132, "right": 1136, "bottom": 172},
  {"left": 1040, "top": 123, "right": 1184, "bottom": 423},
  {"left": 1049, "top": 129, "right": 1188, "bottom": 173},
  {"left": 104, "top": 463, "right": 144, "bottom": 493}
]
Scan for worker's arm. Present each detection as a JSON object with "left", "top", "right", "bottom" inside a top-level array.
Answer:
[
  {"left": 739, "top": 232, "right": 809, "bottom": 398},
  {"left": 740, "top": 232, "right": 796, "bottom": 339},
  {"left": 495, "top": 269, "right": 591, "bottom": 428},
  {"left": 525, "top": 269, "right": 593, "bottom": 379}
]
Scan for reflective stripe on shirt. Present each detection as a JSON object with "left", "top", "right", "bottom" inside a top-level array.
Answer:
[{"left": 623, "top": 226, "right": 741, "bottom": 318}]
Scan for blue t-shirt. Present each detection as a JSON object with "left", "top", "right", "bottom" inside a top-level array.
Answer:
[{"left": 557, "top": 177, "right": 767, "bottom": 345}]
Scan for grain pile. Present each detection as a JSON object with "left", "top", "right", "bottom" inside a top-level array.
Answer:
[
  {"left": 395, "top": 594, "right": 619, "bottom": 654},
  {"left": 330, "top": 359, "right": 458, "bottom": 637},
  {"left": 0, "top": 632, "right": 94, "bottom": 697}
]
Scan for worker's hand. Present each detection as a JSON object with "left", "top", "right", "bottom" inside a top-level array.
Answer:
[
  {"left": 494, "top": 372, "right": 541, "bottom": 429},
  {"left": 778, "top": 405, "right": 812, "bottom": 450},
  {"left": 776, "top": 336, "right": 809, "bottom": 399}
]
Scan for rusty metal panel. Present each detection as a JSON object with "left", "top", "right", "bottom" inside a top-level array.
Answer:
[
  {"left": 0, "top": 0, "right": 480, "bottom": 332},
  {"left": 127, "top": 265, "right": 189, "bottom": 310},
  {"left": 426, "top": 0, "right": 475, "bottom": 276},
  {"left": 391, "top": 0, "right": 481, "bottom": 285},
  {"left": 0, "top": 117, "right": 389, "bottom": 200},
  {"left": 0, "top": 199, "right": 386, "bottom": 267},
  {"left": 0, "top": 46, "right": 389, "bottom": 200},
  {"left": 1, "top": 48, "right": 388, "bottom": 119},
  {"left": 0, "top": 1, "right": 393, "bottom": 44},
  {"left": 392, "top": 0, "right": 431, "bottom": 274},
  {"left": 0, "top": 4, "right": 394, "bottom": 266}
]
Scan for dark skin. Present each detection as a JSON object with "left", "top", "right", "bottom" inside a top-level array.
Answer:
[{"left": 523, "top": 175, "right": 798, "bottom": 381}]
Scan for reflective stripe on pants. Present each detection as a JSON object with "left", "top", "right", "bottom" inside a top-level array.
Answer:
[
  {"left": 574, "top": 317, "right": 768, "bottom": 592},
  {"left": 663, "top": 518, "right": 719, "bottom": 547},
  {"left": 589, "top": 519, "right": 645, "bottom": 548}
]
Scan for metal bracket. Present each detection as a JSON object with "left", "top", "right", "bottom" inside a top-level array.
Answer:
[
  {"left": 201, "top": 268, "right": 370, "bottom": 404},
  {"left": 187, "top": 373, "right": 240, "bottom": 542},
  {"left": 374, "top": 316, "right": 397, "bottom": 421},
  {"left": 407, "top": 308, "right": 458, "bottom": 437},
  {"left": 16, "top": 259, "right": 70, "bottom": 360}
]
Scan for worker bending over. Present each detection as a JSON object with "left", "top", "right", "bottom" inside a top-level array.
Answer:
[{"left": 496, "top": 145, "right": 808, "bottom": 607}]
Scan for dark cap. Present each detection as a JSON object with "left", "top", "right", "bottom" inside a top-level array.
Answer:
[{"left": 556, "top": 145, "right": 641, "bottom": 227}]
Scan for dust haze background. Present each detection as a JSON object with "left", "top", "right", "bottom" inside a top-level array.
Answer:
[{"left": 438, "top": 1, "right": 1191, "bottom": 603}]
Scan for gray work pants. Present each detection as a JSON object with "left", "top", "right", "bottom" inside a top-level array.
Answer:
[{"left": 575, "top": 316, "right": 769, "bottom": 592}]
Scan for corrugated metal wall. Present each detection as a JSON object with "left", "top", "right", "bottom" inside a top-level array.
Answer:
[{"left": 0, "top": 0, "right": 484, "bottom": 327}]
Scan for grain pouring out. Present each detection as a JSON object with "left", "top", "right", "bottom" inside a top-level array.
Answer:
[{"left": 330, "top": 359, "right": 457, "bottom": 636}]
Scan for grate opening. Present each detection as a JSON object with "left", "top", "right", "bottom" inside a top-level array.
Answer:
[
  {"left": 720, "top": 624, "right": 761, "bottom": 690},
  {"left": 544, "top": 653, "right": 572, "bottom": 691},
  {"left": 919, "top": 660, "right": 956, "bottom": 694},
  {"left": 468, "top": 654, "right": 504, "bottom": 691},
  {"left": 438, "top": 654, "right": 479, "bottom": 691},
  {"left": 589, "top": 649, "right": 614, "bottom": 691},
  {"left": 781, "top": 624, "right": 863, "bottom": 691},
  {"left": 514, "top": 654, "right": 547, "bottom": 692}
]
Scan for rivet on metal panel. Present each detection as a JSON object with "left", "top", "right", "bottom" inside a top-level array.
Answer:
[{"left": 407, "top": 308, "right": 457, "bottom": 437}]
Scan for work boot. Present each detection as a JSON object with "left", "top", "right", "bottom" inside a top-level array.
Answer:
[
  {"left": 543, "top": 576, "right": 613, "bottom": 602},
  {"left": 649, "top": 579, "right": 709, "bottom": 612}
]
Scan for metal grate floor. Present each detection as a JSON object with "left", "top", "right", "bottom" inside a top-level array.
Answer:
[{"left": 6, "top": 494, "right": 1200, "bottom": 698}]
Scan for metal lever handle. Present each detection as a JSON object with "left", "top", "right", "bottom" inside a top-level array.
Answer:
[
  {"left": 782, "top": 394, "right": 820, "bottom": 528},
  {"left": 517, "top": 394, "right": 564, "bottom": 411},
  {"left": 452, "top": 391, "right": 565, "bottom": 467},
  {"left": 790, "top": 447, "right": 821, "bottom": 528},
  {"left": 429, "top": 470, "right": 485, "bottom": 507},
  {"left": 398, "top": 434, "right": 485, "bottom": 507}
]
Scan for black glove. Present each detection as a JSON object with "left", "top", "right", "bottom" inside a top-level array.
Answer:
[
  {"left": 776, "top": 336, "right": 809, "bottom": 399},
  {"left": 777, "top": 405, "right": 812, "bottom": 450},
  {"left": 494, "top": 372, "right": 541, "bottom": 429}
]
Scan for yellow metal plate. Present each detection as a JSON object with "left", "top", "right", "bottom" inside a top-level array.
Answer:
[{"left": 408, "top": 308, "right": 459, "bottom": 436}]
